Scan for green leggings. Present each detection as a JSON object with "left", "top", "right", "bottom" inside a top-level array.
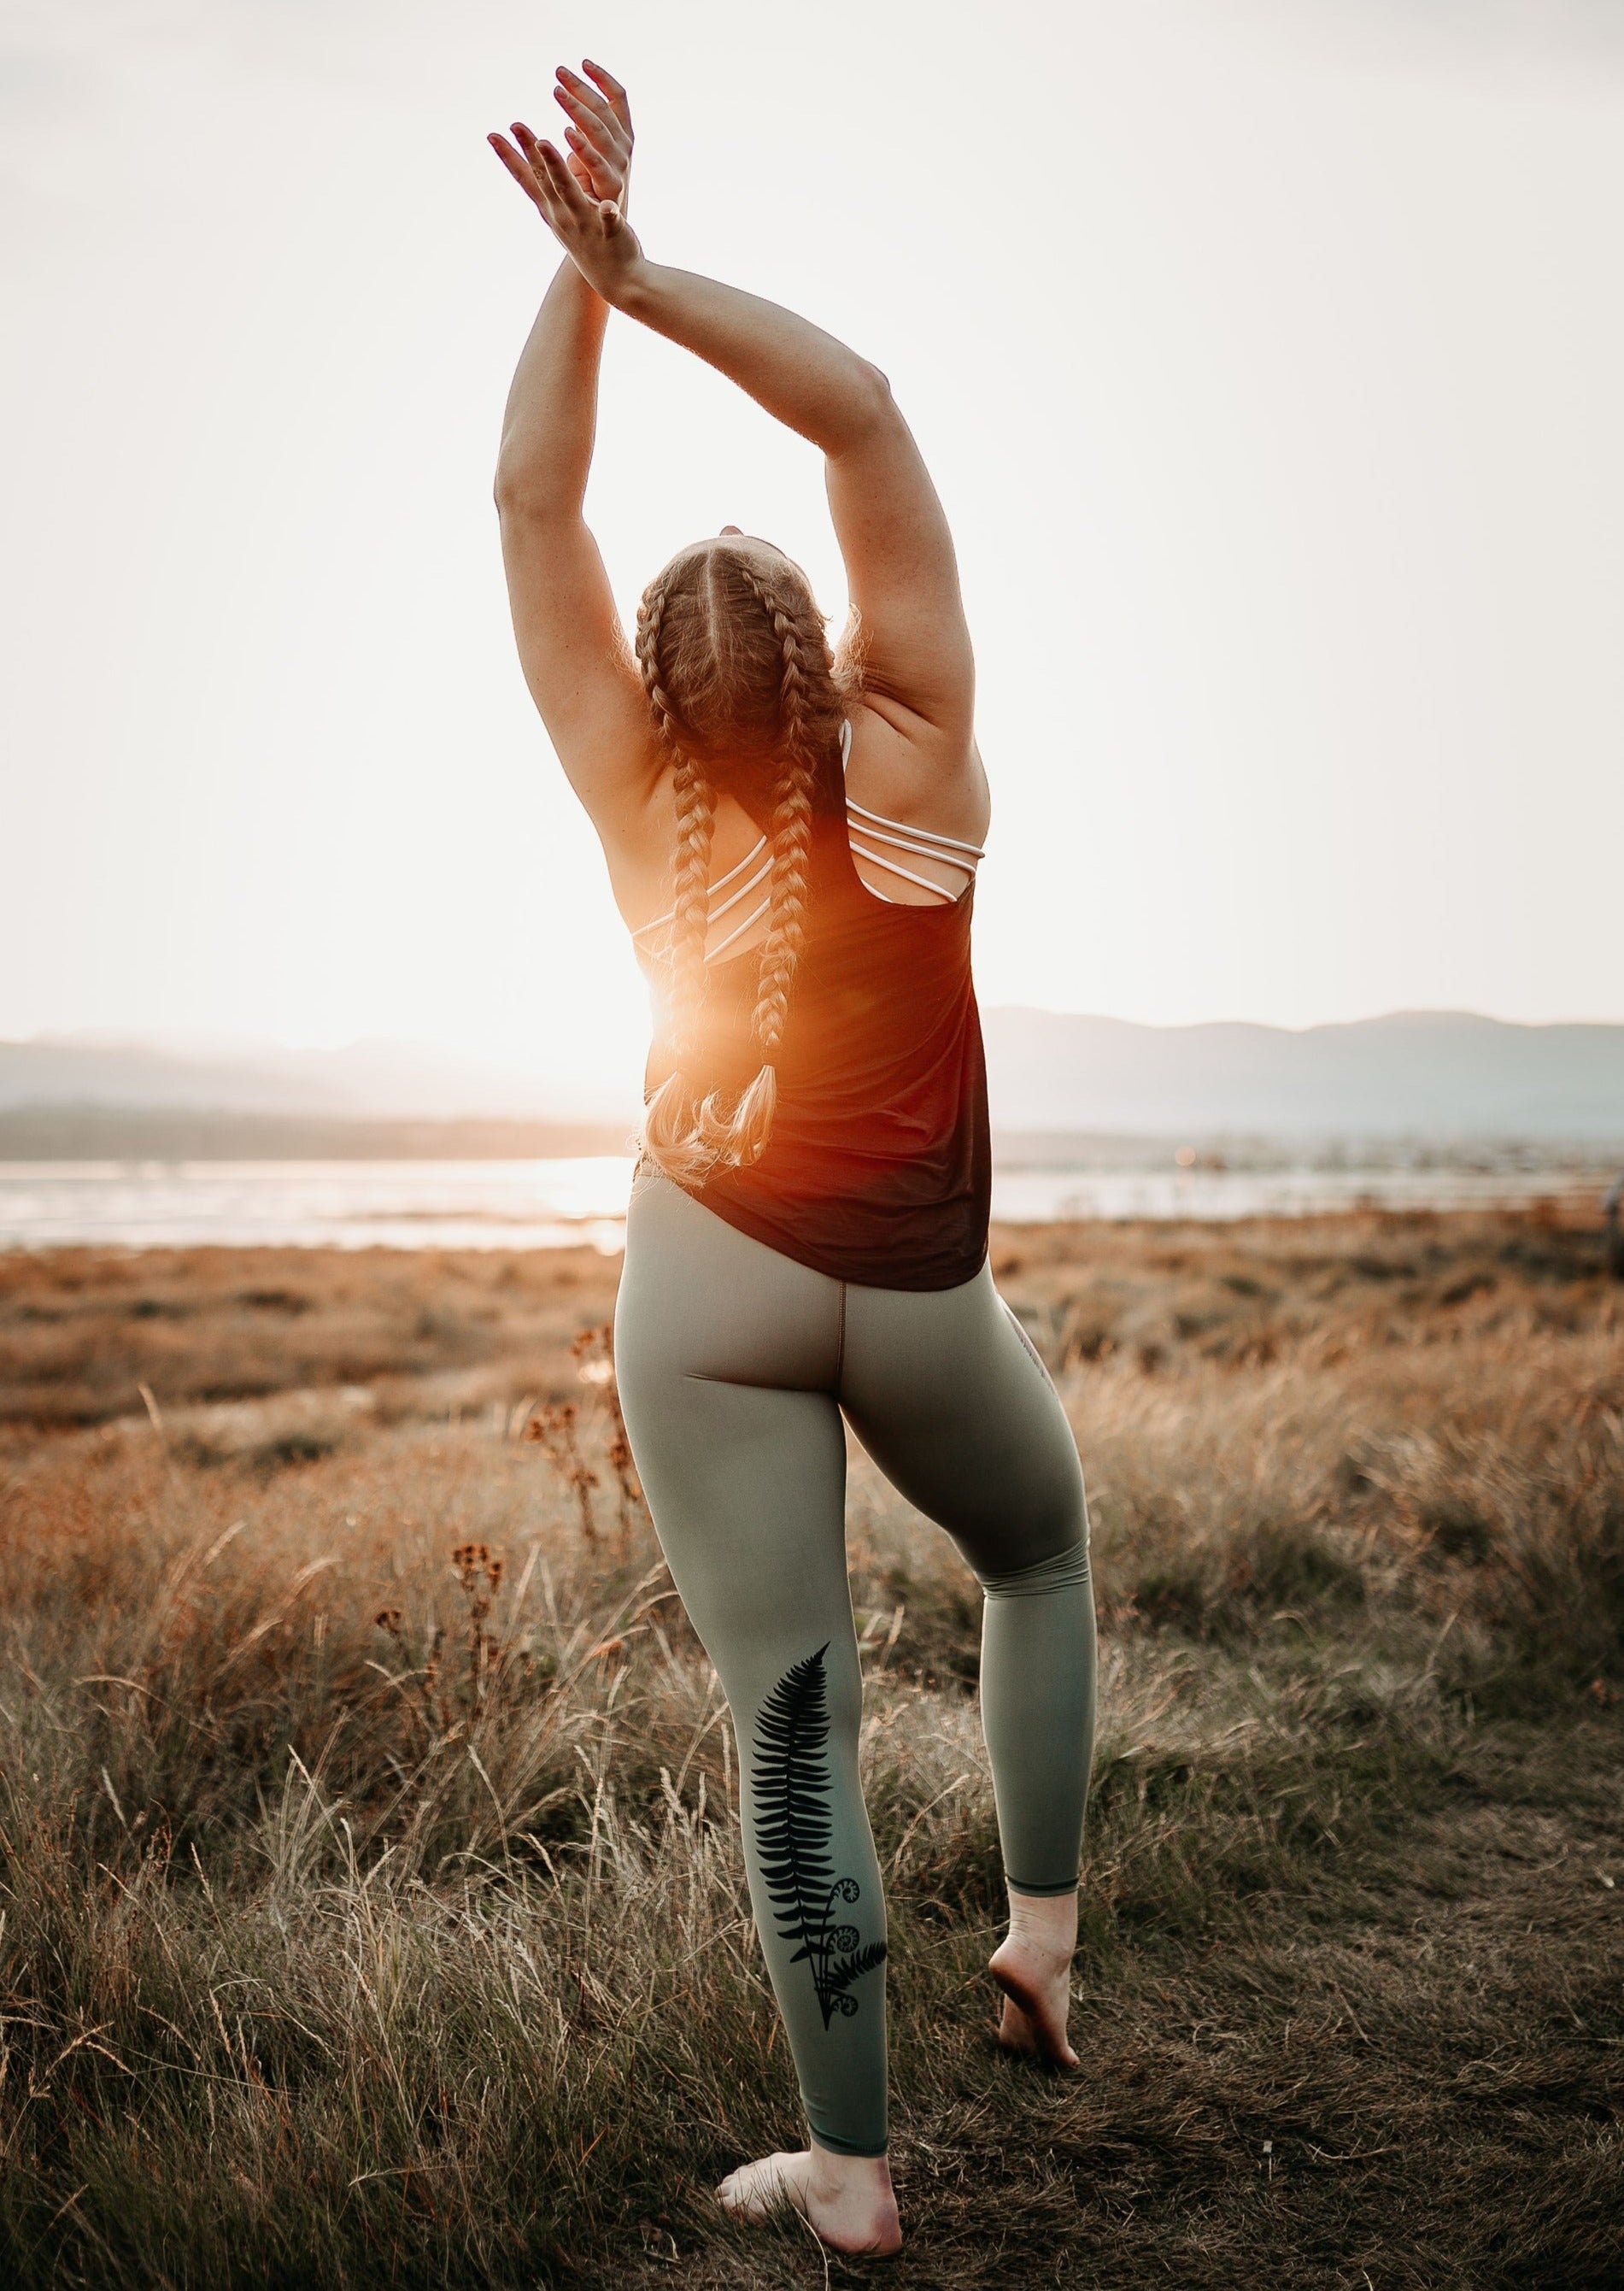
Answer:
[{"left": 613, "top": 1169, "right": 1097, "bottom": 2158}]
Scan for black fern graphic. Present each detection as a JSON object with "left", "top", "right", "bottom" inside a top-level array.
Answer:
[{"left": 752, "top": 1643, "right": 888, "bottom": 2028}]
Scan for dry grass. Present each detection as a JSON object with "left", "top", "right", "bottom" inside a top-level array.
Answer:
[{"left": 0, "top": 1207, "right": 1620, "bottom": 2288}]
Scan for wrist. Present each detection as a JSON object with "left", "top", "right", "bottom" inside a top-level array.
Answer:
[{"left": 611, "top": 253, "right": 656, "bottom": 320}]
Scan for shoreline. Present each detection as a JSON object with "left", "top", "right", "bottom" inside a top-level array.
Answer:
[{"left": 1, "top": 1164, "right": 1617, "bottom": 1257}]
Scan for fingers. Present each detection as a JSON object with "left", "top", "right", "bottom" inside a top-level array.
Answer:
[
  {"left": 579, "top": 58, "right": 631, "bottom": 134},
  {"left": 553, "top": 79, "right": 626, "bottom": 213},
  {"left": 553, "top": 68, "right": 628, "bottom": 173},
  {"left": 489, "top": 78, "right": 629, "bottom": 248},
  {"left": 487, "top": 131, "right": 546, "bottom": 212},
  {"left": 511, "top": 122, "right": 592, "bottom": 219},
  {"left": 490, "top": 123, "right": 594, "bottom": 250},
  {"left": 561, "top": 130, "right": 624, "bottom": 206},
  {"left": 556, "top": 115, "right": 609, "bottom": 179}
]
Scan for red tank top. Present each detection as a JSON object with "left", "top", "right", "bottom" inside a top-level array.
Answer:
[{"left": 637, "top": 748, "right": 991, "bottom": 1291}]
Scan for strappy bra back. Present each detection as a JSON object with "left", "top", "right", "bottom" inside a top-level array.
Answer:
[
  {"left": 631, "top": 718, "right": 985, "bottom": 967},
  {"left": 635, "top": 717, "right": 991, "bottom": 1292}
]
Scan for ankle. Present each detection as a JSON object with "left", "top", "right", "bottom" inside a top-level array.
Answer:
[
  {"left": 1003, "top": 1885, "right": 1078, "bottom": 1959},
  {"left": 807, "top": 2139, "right": 893, "bottom": 2200}
]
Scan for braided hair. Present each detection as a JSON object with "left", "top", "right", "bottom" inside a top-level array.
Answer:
[{"left": 633, "top": 540, "right": 843, "bottom": 1186}]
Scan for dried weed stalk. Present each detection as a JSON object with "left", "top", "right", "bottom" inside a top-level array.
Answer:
[
  {"left": 523, "top": 1401, "right": 600, "bottom": 1542},
  {"left": 572, "top": 1321, "right": 644, "bottom": 1550}
]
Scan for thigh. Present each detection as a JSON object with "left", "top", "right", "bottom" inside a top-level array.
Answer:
[
  {"left": 615, "top": 1166, "right": 841, "bottom": 1392},
  {"left": 614, "top": 1169, "right": 854, "bottom": 1712},
  {"left": 837, "top": 1261, "right": 1088, "bottom": 1582}
]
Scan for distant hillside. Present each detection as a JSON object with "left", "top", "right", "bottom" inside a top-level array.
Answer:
[
  {"left": 1, "top": 1013, "right": 1620, "bottom": 1155},
  {"left": 0, "top": 1035, "right": 636, "bottom": 1125},
  {"left": 982, "top": 1010, "right": 1624, "bottom": 1143},
  {"left": 0, "top": 1110, "right": 635, "bottom": 1162}
]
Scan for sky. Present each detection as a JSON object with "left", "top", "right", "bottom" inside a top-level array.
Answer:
[{"left": 3, "top": 0, "right": 1621, "bottom": 1107}]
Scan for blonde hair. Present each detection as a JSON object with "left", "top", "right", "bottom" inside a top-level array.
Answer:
[{"left": 634, "top": 543, "right": 844, "bottom": 1186}]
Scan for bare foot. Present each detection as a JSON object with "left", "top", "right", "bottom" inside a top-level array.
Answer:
[
  {"left": 990, "top": 1887, "right": 1080, "bottom": 2069},
  {"left": 715, "top": 2141, "right": 902, "bottom": 2256}
]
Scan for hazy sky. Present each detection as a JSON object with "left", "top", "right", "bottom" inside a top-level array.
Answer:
[{"left": 3, "top": 0, "right": 1621, "bottom": 1102}]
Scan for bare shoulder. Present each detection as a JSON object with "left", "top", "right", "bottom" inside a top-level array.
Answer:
[{"left": 841, "top": 700, "right": 990, "bottom": 845}]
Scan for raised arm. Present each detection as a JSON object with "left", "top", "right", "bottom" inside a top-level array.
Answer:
[
  {"left": 633, "top": 273, "right": 975, "bottom": 754},
  {"left": 512, "top": 109, "right": 982, "bottom": 807},
  {"left": 489, "top": 66, "right": 663, "bottom": 854}
]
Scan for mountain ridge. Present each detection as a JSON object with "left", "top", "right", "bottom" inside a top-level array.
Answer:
[
  {"left": 982, "top": 1008, "right": 1623, "bottom": 1139},
  {"left": 2, "top": 1012, "right": 1620, "bottom": 1144}
]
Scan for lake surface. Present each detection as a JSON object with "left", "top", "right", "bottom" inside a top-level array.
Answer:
[{"left": 0, "top": 1157, "right": 1609, "bottom": 1251}]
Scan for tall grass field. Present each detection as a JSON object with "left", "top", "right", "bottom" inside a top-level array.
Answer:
[{"left": 1, "top": 1205, "right": 1619, "bottom": 2287}]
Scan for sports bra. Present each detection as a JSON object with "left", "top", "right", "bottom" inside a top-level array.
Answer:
[
  {"left": 631, "top": 720, "right": 992, "bottom": 1292},
  {"left": 631, "top": 720, "right": 985, "bottom": 964}
]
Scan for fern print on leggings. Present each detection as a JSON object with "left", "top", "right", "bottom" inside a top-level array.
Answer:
[{"left": 752, "top": 1643, "right": 888, "bottom": 2029}]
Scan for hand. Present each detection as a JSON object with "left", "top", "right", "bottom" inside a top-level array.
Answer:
[
  {"left": 552, "top": 60, "right": 632, "bottom": 211},
  {"left": 489, "top": 61, "right": 644, "bottom": 305}
]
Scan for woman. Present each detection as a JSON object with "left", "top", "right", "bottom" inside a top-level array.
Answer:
[{"left": 490, "top": 63, "right": 1097, "bottom": 2259}]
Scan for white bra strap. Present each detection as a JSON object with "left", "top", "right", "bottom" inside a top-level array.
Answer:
[
  {"left": 839, "top": 717, "right": 983, "bottom": 903},
  {"left": 847, "top": 819, "right": 978, "bottom": 877},
  {"left": 845, "top": 796, "right": 984, "bottom": 861},
  {"left": 704, "top": 849, "right": 773, "bottom": 927},
  {"left": 847, "top": 838, "right": 964, "bottom": 901},
  {"left": 630, "top": 832, "right": 770, "bottom": 944},
  {"left": 634, "top": 718, "right": 986, "bottom": 955},
  {"left": 703, "top": 895, "right": 771, "bottom": 964},
  {"left": 704, "top": 832, "right": 771, "bottom": 896}
]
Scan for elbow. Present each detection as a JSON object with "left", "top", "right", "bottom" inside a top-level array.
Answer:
[
  {"left": 837, "top": 359, "right": 900, "bottom": 447},
  {"left": 493, "top": 461, "right": 573, "bottom": 523}
]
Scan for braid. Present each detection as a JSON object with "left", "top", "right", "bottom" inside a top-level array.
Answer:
[
  {"left": 736, "top": 564, "right": 818, "bottom": 1064},
  {"left": 636, "top": 572, "right": 714, "bottom": 1058},
  {"left": 754, "top": 755, "right": 814, "bottom": 1056},
  {"left": 633, "top": 540, "right": 840, "bottom": 1188},
  {"left": 666, "top": 754, "right": 717, "bottom": 1054}
]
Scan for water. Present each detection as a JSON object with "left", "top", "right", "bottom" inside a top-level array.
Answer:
[
  {"left": 0, "top": 1156, "right": 1606, "bottom": 1252},
  {"left": 0, "top": 1159, "right": 636, "bottom": 1253}
]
